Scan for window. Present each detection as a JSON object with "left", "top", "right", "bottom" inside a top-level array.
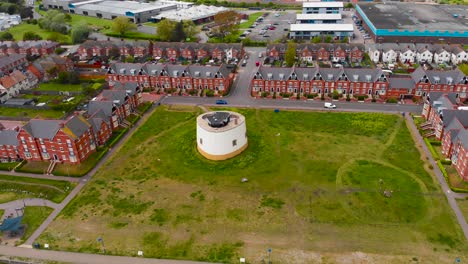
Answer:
[
  {"left": 60, "top": 147, "right": 64, "bottom": 151},
  {"left": 199, "top": 138, "right": 203, "bottom": 145},
  {"left": 232, "top": 140, "right": 237, "bottom": 147},
  {"left": 25, "top": 152, "right": 31, "bottom": 158}
]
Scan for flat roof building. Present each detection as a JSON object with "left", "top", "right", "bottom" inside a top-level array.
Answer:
[
  {"left": 356, "top": 2, "right": 468, "bottom": 44},
  {"left": 296, "top": 13, "right": 342, "bottom": 24},
  {"left": 302, "top": 2, "right": 343, "bottom": 14},
  {"left": 42, "top": 0, "right": 194, "bottom": 23},
  {"left": 290, "top": 24, "right": 353, "bottom": 39},
  {"left": 151, "top": 4, "right": 227, "bottom": 24}
]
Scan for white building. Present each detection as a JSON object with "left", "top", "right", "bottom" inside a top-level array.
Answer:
[
  {"left": 196, "top": 111, "right": 248, "bottom": 161},
  {"left": 434, "top": 48, "right": 452, "bottom": 64},
  {"left": 0, "top": 13, "right": 21, "bottom": 30},
  {"left": 416, "top": 46, "right": 434, "bottom": 63},
  {"left": 451, "top": 46, "right": 468, "bottom": 65},
  {"left": 399, "top": 47, "right": 415, "bottom": 63},
  {"left": 290, "top": 24, "right": 353, "bottom": 40},
  {"left": 302, "top": 2, "right": 343, "bottom": 14},
  {"left": 295, "top": 13, "right": 342, "bottom": 24},
  {"left": 382, "top": 48, "right": 397, "bottom": 63}
]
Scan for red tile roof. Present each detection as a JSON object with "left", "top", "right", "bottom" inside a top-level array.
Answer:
[
  {"left": 27, "top": 64, "right": 42, "bottom": 79},
  {"left": 0, "top": 75, "right": 17, "bottom": 89}
]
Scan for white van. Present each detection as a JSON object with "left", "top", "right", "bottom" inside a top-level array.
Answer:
[
  {"left": 382, "top": 69, "right": 393, "bottom": 75},
  {"left": 324, "top": 102, "right": 337, "bottom": 109}
]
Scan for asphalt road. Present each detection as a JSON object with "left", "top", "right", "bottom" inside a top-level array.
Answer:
[{"left": 163, "top": 47, "right": 423, "bottom": 114}]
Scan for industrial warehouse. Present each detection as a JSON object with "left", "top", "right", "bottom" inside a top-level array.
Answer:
[
  {"left": 42, "top": 0, "right": 226, "bottom": 23},
  {"left": 356, "top": 2, "right": 468, "bottom": 44}
]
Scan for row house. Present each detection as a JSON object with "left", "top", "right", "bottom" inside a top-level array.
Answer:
[
  {"left": 368, "top": 43, "right": 467, "bottom": 65},
  {"left": 0, "top": 114, "right": 105, "bottom": 164},
  {"left": 0, "top": 41, "right": 59, "bottom": 56},
  {"left": 77, "top": 41, "right": 243, "bottom": 62},
  {"left": 77, "top": 40, "right": 152, "bottom": 60},
  {"left": 106, "top": 63, "right": 234, "bottom": 93},
  {"left": 411, "top": 67, "right": 468, "bottom": 98},
  {"left": 266, "top": 43, "right": 365, "bottom": 63},
  {"left": 0, "top": 54, "right": 27, "bottom": 74},
  {"left": 251, "top": 66, "right": 468, "bottom": 99},
  {"left": 251, "top": 66, "right": 388, "bottom": 97},
  {"left": 86, "top": 81, "right": 142, "bottom": 130},
  {"left": 421, "top": 92, "right": 468, "bottom": 181},
  {"left": 152, "top": 43, "right": 243, "bottom": 62},
  {"left": 0, "top": 70, "right": 31, "bottom": 103}
]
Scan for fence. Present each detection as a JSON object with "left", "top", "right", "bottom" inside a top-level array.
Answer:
[{"left": 21, "top": 90, "right": 82, "bottom": 96}]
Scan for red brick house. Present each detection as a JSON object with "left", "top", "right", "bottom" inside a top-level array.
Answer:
[
  {"left": 107, "top": 63, "right": 234, "bottom": 93},
  {"left": 266, "top": 43, "right": 365, "bottom": 63},
  {"left": 422, "top": 92, "right": 468, "bottom": 181},
  {"left": 251, "top": 66, "right": 388, "bottom": 97},
  {"left": 0, "top": 54, "right": 27, "bottom": 73}
]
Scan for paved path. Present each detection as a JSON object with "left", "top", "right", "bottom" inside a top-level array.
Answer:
[
  {"left": 1, "top": 170, "right": 79, "bottom": 182},
  {"left": 405, "top": 114, "right": 468, "bottom": 240},
  {"left": 0, "top": 198, "right": 59, "bottom": 226},
  {"left": 0, "top": 247, "right": 213, "bottom": 264}
]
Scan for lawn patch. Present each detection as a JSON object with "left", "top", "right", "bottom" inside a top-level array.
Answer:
[
  {"left": 20, "top": 206, "right": 54, "bottom": 243},
  {"left": 36, "top": 83, "right": 82, "bottom": 92},
  {"left": 37, "top": 107, "right": 468, "bottom": 262}
]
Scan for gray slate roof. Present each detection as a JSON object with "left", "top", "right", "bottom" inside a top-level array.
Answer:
[
  {"left": 389, "top": 78, "right": 415, "bottom": 89},
  {"left": 87, "top": 101, "right": 114, "bottom": 117},
  {"left": 64, "top": 115, "right": 90, "bottom": 139},
  {"left": 23, "top": 119, "right": 61, "bottom": 140},
  {"left": 0, "top": 130, "right": 19, "bottom": 146}
]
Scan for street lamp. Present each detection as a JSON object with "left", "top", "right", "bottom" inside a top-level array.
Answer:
[{"left": 97, "top": 237, "right": 106, "bottom": 254}]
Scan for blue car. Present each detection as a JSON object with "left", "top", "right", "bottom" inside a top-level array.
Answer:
[{"left": 215, "top": 100, "right": 228, "bottom": 105}]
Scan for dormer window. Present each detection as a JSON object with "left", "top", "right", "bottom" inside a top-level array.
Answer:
[{"left": 267, "top": 73, "right": 273, "bottom": 80}]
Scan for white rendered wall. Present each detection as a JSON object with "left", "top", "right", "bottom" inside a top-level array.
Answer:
[{"left": 197, "top": 121, "right": 247, "bottom": 156}]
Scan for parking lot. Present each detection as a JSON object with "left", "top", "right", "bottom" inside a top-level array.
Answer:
[
  {"left": 239, "top": 11, "right": 297, "bottom": 42},
  {"left": 345, "top": 10, "right": 374, "bottom": 44}
]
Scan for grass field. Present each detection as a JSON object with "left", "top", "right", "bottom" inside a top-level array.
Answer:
[
  {"left": 36, "top": 83, "right": 83, "bottom": 92},
  {"left": 6, "top": 23, "right": 70, "bottom": 43},
  {"left": 457, "top": 198, "right": 468, "bottom": 223},
  {"left": 0, "top": 107, "right": 64, "bottom": 119},
  {"left": 19, "top": 206, "right": 54, "bottom": 244},
  {"left": 0, "top": 174, "right": 75, "bottom": 204},
  {"left": 37, "top": 107, "right": 468, "bottom": 263}
]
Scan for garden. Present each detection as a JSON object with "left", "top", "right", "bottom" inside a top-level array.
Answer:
[{"left": 36, "top": 107, "right": 467, "bottom": 263}]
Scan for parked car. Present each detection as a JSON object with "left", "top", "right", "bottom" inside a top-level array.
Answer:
[
  {"left": 241, "top": 60, "right": 247, "bottom": 66},
  {"left": 258, "top": 53, "right": 263, "bottom": 58},
  {"left": 256, "top": 61, "right": 260, "bottom": 66},
  {"left": 268, "top": 26, "right": 276, "bottom": 30},
  {"left": 216, "top": 100, "right": 228, "bottom": 105},
  {"left": 324, "top": 102, "right": 337, "bottom": 109},
  {"left": 273, "top": 22, "right": 279, "bottom": 25}
]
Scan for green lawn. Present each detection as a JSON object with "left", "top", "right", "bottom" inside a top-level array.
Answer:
[
  {"left": 0, "top": 174, "right": 75, "bottom": 203},
  {"left": 6, "top": 23, "right": 70, "bottom": 43},
  {"left": 0, "top": 162, "right": 20, "bottom": 171},
  {"left": 143, "top": 22, "right": 158, "bottom": 28},
  {"left": 36, "top": 83, "right": 83, "bottom": 92},
  {"left": 68, "top": 13, "right": 113, "bottom": 29},
  {"left": 20, "top": 206, "right": 54, "bottom": 244},
  {"left": 0, "top": 107, "right": 64, "bottom": 119},
  {"left": 53, "top": 148, "right": 108, "bottom": 177},
  {"left": 457, "top": 198, "right": 468, "bottom": 223},
  {"left": 37, "top": 107, "right": 467, "bottom": 263},
  {"left": 239, "top": 12, "right": 263, "bottom": 29}
]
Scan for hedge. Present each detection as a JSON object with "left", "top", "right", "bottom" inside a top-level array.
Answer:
[
  {"left": 429, "top": 140, "right": 442, "bottom": 146},
  {"left": 440, "top": 159, "right": 452, "bottom": 165},
  {"left": 436, "top": 161, "right": 468, "bottom": 193},
  {"left": 424, "top": 138, "right": 439, "bottom": 160},
  {"left": 108, "top": 128, "right": 129, "bottom": 148}
]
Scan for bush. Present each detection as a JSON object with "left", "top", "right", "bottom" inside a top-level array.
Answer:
[
  {"left": 272, "top": 92, "right": 276, "bottom": 99},
  {"left": 320, "top": 94, "right": 325, "bottom": 100},
  {"left": 371, "top": 97, "right": 377, "bottom": 103},
  {"left": 357, "top": 95, "right": 365, "bottom": 101},
  {"left": 429, "top": 140, "right": 441, "bottom": 146},
  {"left": 440, "top": 159, "right": 452, "bottom": 165},
  {"left": 307, "top": 94, "right": 317, "bottom": 99},
  {"left": 437, "top": 161, "right": 468, "bottom": 193},
  {"left": 108, "top": 128, "right": 129, "bottom": 148},
  {"left": 261, "top": 92, "right": 268, "bottom": 98},
  {"left": 424, "top": 138, "right": 439, "bottom": 160},
  {"left": 386, "top": 97, "right": 398, "bottom": 104},
  {"left": 205, "top": 89, "right": 214, "bottom": 97},
  {"left": 346, "top": 94, "right": 351, "bottom": 101}
]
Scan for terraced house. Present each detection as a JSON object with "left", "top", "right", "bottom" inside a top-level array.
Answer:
[
  {"left": 421, "top": 92, "right": 468, "bottom": 180},
  {"left": 251, "top": 66, "right": 468, "bottom": 99},
  {"left": 77, "top": 41, "right": 243, "bottom": 62},
  {"left": 106, "top": 63, "right": 234, "bottom": 93},
  {"left": 0, "top": 41, "right": 59, "bottom": 57},
  {"left": 266, "top": 43, "right": 365, "bottom": 63}
]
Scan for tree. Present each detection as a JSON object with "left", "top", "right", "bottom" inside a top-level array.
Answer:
[
  {"left": 23, "top": 31, "right": 42, "bottom": 40},
  {"left": 69, "top": 72, "right": 80, "bottom": 84},
  {"left": 311, "top": 36, "right": 321, "bottom": 43},
  {"left": 157, "top": 19, "right": 175, "bottom": 41},
  {"left": 0, "top": 32, "right": 13, "bottom": 41},
  {"left": 183, "top": 20, "right": 199, "bottom": 40},
  {"left": 71, "top": 22, "right": 91, "bottom": 44},
  {"left": 57, "top": 71, "right": 69, "bottom": 84},
  {"left": 285, "top": 42, "right": 296, "bottom": 67},
  {"left": 324, "top": 35, "right": 332, "bottom": 43},
  {"left": 111, "top": 16, "right": 136, "bottom": 37},
  {"left": 39, "top": 10, "right": 67, "bottom": 34},
  {"left": 212, "top": 11, "right": 240, "bottom": 39},
  {"left": 172, "top": 20, "right": 186, "bottom": 42}
]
